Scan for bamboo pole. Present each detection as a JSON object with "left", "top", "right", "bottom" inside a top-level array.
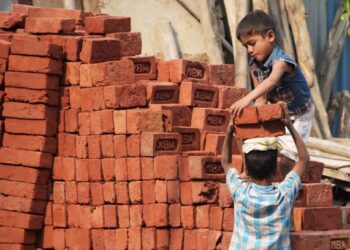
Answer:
[
  {"left": 223, "top": 0, "right": 250, "bottom": 88},
  {"left": 252, "top": 0, "right": 269, "bottom": 13},
  {"left": 154, "top": 18, "right": 180, "bottom": 60},
  {"left": 318, "top": 3, "right": 349, "bottom": 107},
  {"left": 283, "top": 0, "right": 332, "bottom": 139},
  {"left": 307, "top": 137, "right": 350, "bottom": 159}
]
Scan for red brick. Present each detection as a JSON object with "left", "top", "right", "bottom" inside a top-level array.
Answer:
[
  {"left": 294, "top": 207, "right": 342, "bottom": 231},
  {"left": 183, "top": 230, "right": 197, "bottom": 249},
  {"left": 80, "top": 60, "right": 135, "bottom": 87},
  {"left": 0, "top": 40, "right": 10, "bottom": 59},
  {"left": 142, "top": 228, "right": 156, "bottom": 250},
  {"left": 87, "top": 135, "right": 102, "bottom": 159},
  {"left": 208, "top": 64, "right": 235, "bottom": 86},
  {"left": 141, "top": 157, "right": 154, "bottom": 180},
  {"left": 126, "top": 134, "right": 140, "bottom": 157},
  {"left": 25, "top": 17, "right": 75, "bottom": 34},
  {"left": 79, "top": 87, "right": 93, "bottom": 111},
  {"left": 142, "top": 181, "right": 156, "bottom": 204},
  {"left": 61, "top": 157, "right": 75, "bottom": 181},
  {"left": 80, "top": 37, "right": 120, "bottom": 63},
  {"left": 0, "top": 179, "right": 47, "bottom": 200},
  {"left": 115, "top": 182, "right": 130, "bottom": 204},
  {"left": 52, "top": 204, "right": 67, "bottom": 228},
  {"left": 144, "top": 81, "right": 179, "bottom": 104},
  {"left": 167, "top": 180, "right": 180, "bottom": 203},
  {"left": 0, "top": 58, "right": 6, "bottom": 74},
  {"left": 181, "top": 206, "right": 195, "bottom": 229},
  {"left": 75, "top": 159, "right": 89, "bottom": 181},
  {"left": 104, "top": 229, "right": 116, "bottom": 249},
  {"left": 53, "top": 157, "right": 63, "bottom": 180},
  {"left": 113, "top": 110, "right": 126, "bottom": 134},
  {"left": 11, "top": 38, "right": 63, "bottom": 59},
  {"left": 127, "top": 157, "right": 141, "bottom": 181},
  {"left": 53, "top": 228, "right": 65, "bottom": 249},
  {"left": 126, "top": 110, "right": 163, "bottom": 135},
  {"left": 85, "top": 16, "right": 131, "bottom": 34},
  {"left": 209, "top": 206, "right": 223, "bottom": 230},
  {"left": 275, "top": 160, "right": 324, "bottom": 183},
  {"left": 208, "top": 230, "right": 222, "bottom": 250},
  {"left": 91, "top": 86, "right": 105, "bottom": 111},
  {"left": 235, "top": 121, "right": 285, "bottom": 140},
  {"left": 219, "top": 183, "right": 233, "bottom": 208},
  {"left": 114, "top": 135, "right": 127, "bottom": 158},
  {"left": 257, "top": 103, "right": 284, "bottom": 122},
  {"left": 4, "top": 71, "right": 59, "bottom": 90},
  {"left": 0, "top": 227, "right": 35, "bottom": 244},
  {"left": 169, "top": 203, "right": 181, "bottom": 227},
  {"left": 103, "top": 84, "right": 146, "bottom": 109},
  {"left": 128, "top": 56, "right": 157, "bottom": 80},
  {"left": 68, "top": 205, "right": 92, "bottom": 229},
  {"left": 129, "top": 181, "right": 142, "bottom": 204},
  {"left": 173, "top": 126, "right": 200, "bottom": 151},
  {"left": 0, "top": 194, "right": 46, "bottom": 214},
  {"left": 0, "top": 147, "right": 52, "bottom": 168},
  {"left": 116, "top": 229, "right": 128, "bottom": 250},
  {"left": 103, "top": 205, "right": 117, "bottom": 228},
  {"left": 188, "top": 155, "right": 225, "bottom": 180},
  {"left": 90, "top": 111, "right": 102, "bottom": 135},
  {"left": 5, "top": 87, "right": 58, "bottom": 106},
  {"left": 341, "top": 207, "right": 350, "bottom": 229},
  {"left": 154, "top": 155, "right": 180, "bottom": 180},
  {"left": 218, "top": 86, "right": 247, "bottom": 109},
  {"left": 192, "top": 108, "right": 229, "bottom": 132},
  {"left": 64, "top": 109, "right": 78, "bottom": 133},
  {"left": 9, "top": 55, "right": 62, "bottom": 75},
  {"left": 196, "top": 229, "right": 209, "bottom": 249},
  {"left": 91, "top": 206, "right": 104, "bottom": 228},
  {"left": 180, "top": 182, "right": 193, "bottom": 205},
  {"left": 203, "top": 133, "right": 224, "bottom": 154},
  {"left": 44, "top": 202, "right": 53, "bottom": 226},
  {"left": 234, "top": 106, "right": 259, "bottom": 125},
  {"left": 157, "top": 60, "right": 170, "bottom": 81},
  {"left": 59, "top": 86, "right": 70, "bottom": 110},
  {"left": 155, "top": 180, "right": 167, "bottom": 203},
  {"left": 76, "top": 136, "right": 88, "bottom": 158},
  {"left": 141, "top": 132, "right": 182, "bottom": 156},
  {"left": 129, "top": 205, "right": 143, "bottom": 227},
  {"left": 77, "top": 182, "right": 90, "bottom": 204},
  {"left": 179, "top": 81, "right": 218, "bottom": 107},
  {"left": 128, "top": 228, "right": 141, "bottom": 250},
  {"left": 192, "top": 181, "right": 219, "bottom": 204},
  {"left": 100, "top": 110, "right": 114, "bottom": 134},
  {"left": 150, "top": 104, "right": 192, "bottom": 127},
  {"left": 223, "top": 208, "right": 234, "bottom": 231},
  {"left": 64, "top": 62, "right": 81, "bottom": 85},
  {"left": 78, "top": 112, "right": 91, "bottom": 135},
  {"left": 169, "top": 60, "right": 209, "bottom": 83},
  {"left": 27, "top": 6, "right": 84, "bottom": 23},
  {"left": 88, "top": 159, "right": 102, "bottom": 181},
  {"left": 101, "top": 158, "right": 115, "bottom": 181},
  {"left": 115, "top": 158, "right": 128, "bottom": 181},
  {"left": 103, "top": 182, "right": 116, "bottom": 203},
  {"left": 157, "top": 229, "right": 170, "bottom": 249},
  {"left": 117, "top": 205, "right": 130, "bottom": 228},
  {"left": 65, "top": 181, "right": 78, "bottom": 204},
  {"left": 57, "top": 133, "right": 76, "bottom": 157},
  {"left": 169, "top": 228, "right": 183, "bottom": 250},
  {"left": 291, "top": 231, "right": 330, "bottom": 250},
  {"left": 39, "top": 225, "right": 54, "bottom": 249},
  {"left": 0, "top": 12, "right": 25, "bottom": 29},
  {"left": 0, "top": 209, "right": 43, "bottom": 229},
  {"left": 3, "top": 102, "right": 57, "bottom": 120},
  {"left": 106, "top": 32, "right": 141, "bottom": 56},
  {"left": 196, "top": 205, "right": 210, "bottom": 228},
  {"left": 53, "top": 181, "right": 65, "bottom": 204},
  {"left": 91, "top": 229, "right": 105, "bottom": 250},
  {"left": 143, "top": 204, "right": 169, "bottom": 227},
  {"left": 295, "top": 183, "right": 333, "bottom": 207}
]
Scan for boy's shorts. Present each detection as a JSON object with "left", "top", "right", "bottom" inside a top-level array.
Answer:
[{"left": 277, "top": 103, "right": 315, "bottom": 161}]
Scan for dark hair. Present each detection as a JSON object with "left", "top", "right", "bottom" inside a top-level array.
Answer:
[
  {"left": 244, "top": 149, "right": 278, "bottom": 180},
  {"left": 236, "top": 10, "right": 276, "bottom": 40}
]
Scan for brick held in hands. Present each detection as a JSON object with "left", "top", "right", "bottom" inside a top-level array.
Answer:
[
  {"left": 140, "top": 132, "right": 182, "bottom": 156},
  {"left": 5, "top": 71, "right": 59, "bottom": 90},
  {"left": 0, "top": 147, "right": 52, "bottom": 168},
  {"left": 218, "top": 86, "right": 247, "bottom": 109},
  {"left": 0, "top": 12, "right": 25, "bottom": 29},
  {"left": 79, "top": 37, "right": 120, "bottom": 63},
  {"left": 126, "top": 109, "right": 164, "bottom": 134},
  {"left": 80, "top": 59, "right": 135, "bottom": 87},
  {"left": 188, "top": 156, "right": 225, "bottom": 180},
  {"left": 179, "top": 81, "right": 218, "bottom": 107},
  {"left": 295, "top": 183, "right": 333, "bottom": 207},
  {"left": 129, "top": 56, "right": 157, "bottom": 80},
  {"left": 5, "top": 118, "right": 57, "bottom": 136},
  {"left": 234, "top": 106, "right": 258, "bottom": 125},
  {"left": 234, "top": 122, "right": 285, "bottom": 140},
  {"left": 8, "top": 55, "right": 63, "bottom": 75},
  {"left": 191, "top": 108, "right": 230, "bottom": 132},
  {"left": 25, "top": 17, "right": 76, "bottom": 34},
  {"left": 257, "top": 103, "right": 284, "bottom": 122},
  {"left": 3, "top": 102, "right": 57, "bottom": 121},
  {"left": 173, "top": 126, "right": 200, "bottom": 151},
  {"left": 103, "top": 84, "right": 146, "bottom": 109},
  {"left": 106, "top": 32, "right": 141, "bottom": 56},
  {"left": 208, "top": 64, "right": 235, "bottom": 86},
  {"left": 0, "top": 40, "right": 10, "bottom": 59},
  {"left": 11, "top": 38, "right": 63, "bottom": 59},
  {"left": 2, "top": 133, "right": 56, "bottom": 154},
  {"left": 169, "top": 59, "right": 209, "bottom": 83},
  {"left": 85, "top": 16, "right": 131, "bottom": 34},
  {"left": 5, "top": 87, "right": 59, "bottom": 106},
  {"left": 145, "top": 81, "right": 179, "bottom": 104}
]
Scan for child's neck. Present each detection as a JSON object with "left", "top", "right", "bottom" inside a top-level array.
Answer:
[{"left": 252, "top": 178, "right": 272, "bottom": 186}]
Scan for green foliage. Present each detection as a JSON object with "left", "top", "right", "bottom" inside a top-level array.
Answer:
[{"left": 341, "top": 0, "right": 350, "bottom": 35}]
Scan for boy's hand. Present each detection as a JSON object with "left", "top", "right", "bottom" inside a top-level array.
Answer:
[{"left": 229, "top": 96, "right": 251, "bottom": 117}]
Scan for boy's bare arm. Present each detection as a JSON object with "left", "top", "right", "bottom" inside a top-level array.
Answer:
[
  {"left": 230, "top": 61, "right": 289, "bottom": 116},
  {"left": 281, "top": 103, "right": 310, "bottom": 178},
  {"left": 221, "top": 118, "right": 234, "bottom": 173},
  {"left": 250, "top": 70, "right": 267, "bottom": 106}
]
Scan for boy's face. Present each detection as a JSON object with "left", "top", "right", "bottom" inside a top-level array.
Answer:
[{"left": 239, "top": 30, "right": 275, "bottom": 63}]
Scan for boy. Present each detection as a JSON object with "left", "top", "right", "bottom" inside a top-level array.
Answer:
[
  {"left": 229, "top": 10, "right": 315, "bottom": 172},
  {"left": 221, "top": 103, "right": 310, "bottom": 249}
]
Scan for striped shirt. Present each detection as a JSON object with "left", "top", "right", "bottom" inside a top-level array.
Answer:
[{"left": 226, "top": 168, "right": 301, "bottom": 250}]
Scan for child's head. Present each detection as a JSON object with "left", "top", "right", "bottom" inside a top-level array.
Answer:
[
  {"left": 236, "top": 10, "right": 276, "bottom": 40},
  {"left": 244, "top": 149, "right": 278, "bottom": 181}
]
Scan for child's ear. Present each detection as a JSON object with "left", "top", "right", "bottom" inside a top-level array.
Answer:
[{"left": 266, "top": 30, "right": 275, "bottom": 42}]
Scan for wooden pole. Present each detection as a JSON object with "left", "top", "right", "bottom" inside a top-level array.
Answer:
[
  {"left": 318, "top": 3, "right": 349, "bottom": 107},
  {"left": 307, "top": 137, "right": 350, "bottom": 159},
  {"left": 283, "top": 0, "right": 332, "bottom": 139},
  {"left": 223, "top": 0, "right": 250, "bottom": 88},
  {"left": 252, "top": 0, "right": 269, "bottom": 13},
  {"left": 154, "top": 18, "right": 180, "bottom": 60}
]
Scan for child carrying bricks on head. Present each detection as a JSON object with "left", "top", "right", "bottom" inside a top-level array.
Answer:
[
  {"left": 221, "top": 103, "right": 309, "bottom": 249},
  {"left": 229, "top": 10, "right": 315, "bottom": 174}
]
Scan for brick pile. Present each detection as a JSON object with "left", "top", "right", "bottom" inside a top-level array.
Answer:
[{"left": 0, "top": 4, "right": 349, "bottom": 250}]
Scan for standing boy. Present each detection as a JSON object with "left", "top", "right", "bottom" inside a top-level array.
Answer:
[
  {"left": 221, "top": 103, "right": 310, "bottom": 249},
  {"left": 229, "top": 10, "right": 315, "bottom": 173}
]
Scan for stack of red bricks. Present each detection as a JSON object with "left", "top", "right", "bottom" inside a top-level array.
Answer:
[{"left": 0, "top": 4, "right": 349, "bottom": 250}]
